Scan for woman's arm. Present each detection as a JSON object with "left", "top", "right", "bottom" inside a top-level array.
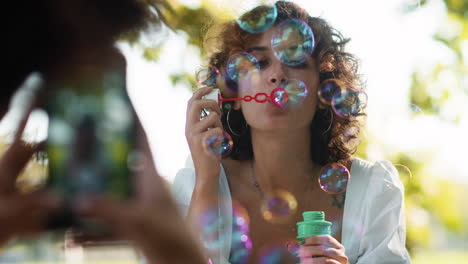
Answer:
[
  {"left": 356, "top": 161, "right": 411, "bottom": 264},
  {"left": 184, "top": 86, "right": 225, "bottom": 259}
]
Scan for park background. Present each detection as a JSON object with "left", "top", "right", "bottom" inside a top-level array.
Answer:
[{"left": 0, "top": 0, "right": 467, "bottom": 263}]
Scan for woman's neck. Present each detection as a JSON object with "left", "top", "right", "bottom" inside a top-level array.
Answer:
[{"left": 250, "top": 126, "right": 317, "bottom": 194}]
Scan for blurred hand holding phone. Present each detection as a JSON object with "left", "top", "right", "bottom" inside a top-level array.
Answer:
[{"left": 45, "top": 54, "right": 137, "bottom": 236}]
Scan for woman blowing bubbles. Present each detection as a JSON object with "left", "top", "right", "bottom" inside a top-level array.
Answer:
[{"left": 173, "top": 1, "right": 411, "bottom": 264}]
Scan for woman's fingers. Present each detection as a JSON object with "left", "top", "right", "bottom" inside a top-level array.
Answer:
[
  {"left": 191, "top": 86, "right": 214, "bottom": 100},
  {"left": 300, "top": 236, "right": 348, "bottom": 264},
  {"left": 0, "top": 142, "right": 38, "bottom": 194},
  {"left": 298, "top": 245, "right": 327, "bottom": 258},
  {"left": 187, "top": 99, "right": 221, "bottom": 127},
  {"left": 304, "top": 235, "right": 341, "bottom": 248},
  {"left": 298, "top": 245, "right": 342, "bottom": 259},
  {"left": 191, "top": 111, "right": 223, "bottom": 134},
  {"left": 300, "top": 257, "right": 341, "bottom": 264},
  {"left": 0, "top": 107, "right": 38, "bottom": 194}
]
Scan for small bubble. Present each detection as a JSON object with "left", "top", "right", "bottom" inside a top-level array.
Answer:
[
  {"left": 318, "top": 163, "right": 351, "bottom": 194},
  {"left": 332, "top": 88, "right": 367, "bottom": 118},
  {"left": 261, "top": 190, "right": 298, "bottom": 224},
  {"left": 197, "top": 66, "right": 220, "bottom": 87},
  {"left": 271, "top": 88, "right": 289, "bottom": 107},
  {"left": 281, "top": 79, "right": 308, "bottom": 109},
  {"left": 203, "top": 131, "right": 234, "bottom": 158},
  {"left": 319, "top": 79, "right": 345, "bottom": 106},
  {"left": 410, "top": 104, "right": 422, "bottom": 114}
]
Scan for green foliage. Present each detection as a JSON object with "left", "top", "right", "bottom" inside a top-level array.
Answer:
[
  {"left": 165, "top": 6, "right": 214, "bottom": 52},
  {"left": 445, "top": 0, "right": 468, "bottom": 18},
  {"left": 143, "top": 46, "right": 163, "bottom": 61},
  {"left": 413, "top": 251, "right": 468, "bottom": 264}
]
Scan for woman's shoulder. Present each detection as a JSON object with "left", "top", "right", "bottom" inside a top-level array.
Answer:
[
  {"left": 346, "top": 157, "right": 404, "bottom": 209},
  {"left": 350, "top": 157, "right": 402, "bottom": 190}
]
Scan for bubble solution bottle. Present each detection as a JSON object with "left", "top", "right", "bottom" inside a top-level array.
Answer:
[{"left": 296, "top": 211, "right": 332, "bottom": 244}]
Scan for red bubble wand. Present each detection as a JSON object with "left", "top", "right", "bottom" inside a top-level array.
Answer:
[{"left": 212, "top": 87, "right": 289, "bottom": 108}]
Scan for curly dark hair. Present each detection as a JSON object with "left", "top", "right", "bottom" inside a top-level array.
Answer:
[{"left": 201, "top": 1, "right": 365, "bottom": 165}]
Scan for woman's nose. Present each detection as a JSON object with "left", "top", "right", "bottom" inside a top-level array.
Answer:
[{"left": 268, "top": 72, "right": 286, "bottom": 85}]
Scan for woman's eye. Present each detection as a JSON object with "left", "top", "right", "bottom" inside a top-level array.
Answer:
[
  {"left": 258, "top": 60, "right": 269, "bottom": 69},
  {"left": 291, "top": 62, "right": 308, "bottom": 69}
]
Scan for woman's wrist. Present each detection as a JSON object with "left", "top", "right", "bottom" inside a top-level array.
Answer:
[{"left": 194, "top": 169, "right": 220, "bottom": 189}]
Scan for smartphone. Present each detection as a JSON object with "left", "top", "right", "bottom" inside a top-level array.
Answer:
[{"left": 45, "top": 68, "right": 136, "bottom": 234}]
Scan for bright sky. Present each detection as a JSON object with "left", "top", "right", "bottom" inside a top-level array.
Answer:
[{"left": 1, "top": 0, "right": 466, "bottom": 184}]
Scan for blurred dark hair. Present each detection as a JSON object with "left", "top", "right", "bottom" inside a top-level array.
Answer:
[
  {"left": 2, "top": 0, "right": 169, "bottom": 113},
  {"left": 202, "top": 1, "right": 365, "bottom": 165}
]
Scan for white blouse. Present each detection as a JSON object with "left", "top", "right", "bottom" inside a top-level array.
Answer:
[{"left": 172, "top": 157, "right": 412, "bottom": 264}]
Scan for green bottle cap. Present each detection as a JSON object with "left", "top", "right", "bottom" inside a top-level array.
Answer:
[{"left": 296, "top": 211, "right": 332, "bottom": 242}]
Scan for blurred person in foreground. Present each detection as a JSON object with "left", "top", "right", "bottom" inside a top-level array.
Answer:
[{"left": 1, "top": 0, "right": 205, "bottom": 263}]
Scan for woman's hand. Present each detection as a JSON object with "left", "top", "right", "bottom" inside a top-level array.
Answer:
[
  {"left": 298, "top": 235, "right": 348, "bottom": 264},
  {"left": 185, "top": 86, "right": 223, "bottom": 182},
  {"left": 0, "top": 113, "right": 60, "bottom": 246}
]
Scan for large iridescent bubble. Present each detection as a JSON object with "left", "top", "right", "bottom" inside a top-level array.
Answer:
[
  {"left": 331, "top": 88, "right": 368, "bottom": 118},
  {"left": 394, "top": 164, "right": 413, "bottom": 184},
  {"left": 271, "top": 19, "right": 315, "bottom": 66},
  {"left": 200, "top": 208, "right": 228, "bottom": 252},
  {"left": 281, "top": 79, "right": 308, "bottom": 108},
  {"left": 226, "top": 52, "right": 260, "bottom": 86},
  {"left": 318, "top": 163, "right": 351, "bottom": 194},
  {"left": 230, "top": 201, "right": 252, "bottom": 264},
  {"left": 203, "top": 131, "right": 233, "bottom": 157},
  {"left": 236, "top": 4, "right": 278, "bottom": 34},
  {"left": 261, "top": 190, "right": 298, "bottom": 224}
]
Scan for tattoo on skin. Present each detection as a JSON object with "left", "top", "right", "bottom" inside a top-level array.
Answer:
[{"left": 331, "top": 193, "right": 346, "bottom": 209}]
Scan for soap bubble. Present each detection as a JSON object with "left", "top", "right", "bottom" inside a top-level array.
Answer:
[
  {"left": 318, "top": 79, "right": 345, "bottom": 106},
  {"left": 226, "top": 52, "right": 260, "bottom": 86},
  {"left": 394, "top": 164, "right": 413, "bottom": 184},
  {"left": 261, "top": 190, "right": 297, "bottom": 223},
  {"left": 236, "top": 4, "right": 278, "bottom": 34},
  {"left": 197, "top": 66, "right": 220, "bottom": 87},
  {"left": 271, "top": 19, "right": 315, "bottom": 66},
  {"left": 318, "top": 163, "right": 351, "bottom": 194},
  {"left": 331, "top": 88, "right": 367, "bottom": 118},
  {"left": 203, "top": 131, "right": 233, "bottom": 157},
  {"left": 410, "top": 104, "right": 422, "bottom": 113},
  {"left": 271, "top": 88, "right": 289, "bottom": 107},
  {"left": 200, "top": 208, "right": 228, "bottom": 252},
  {"left": 281, "top": 79, "right": 308, "bottom": 108},
  {"left": 230, "top": 201, "right": 252, "bottom": 264}
]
